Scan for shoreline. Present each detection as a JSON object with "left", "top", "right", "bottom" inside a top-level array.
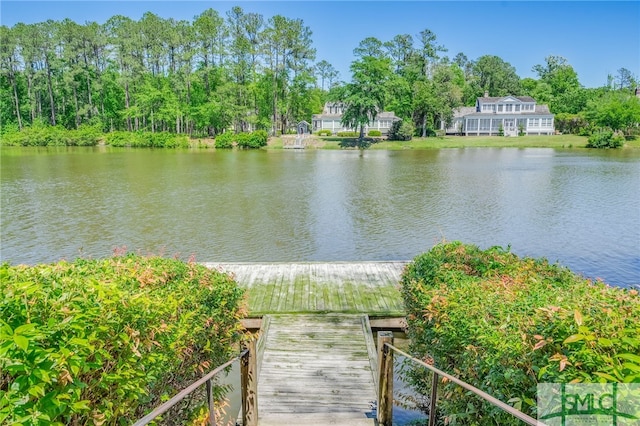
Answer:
[{"left": 2, "top": 134, "right": 640, "bottom": 150}]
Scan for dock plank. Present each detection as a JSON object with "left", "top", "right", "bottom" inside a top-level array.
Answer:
[
  {"left": 204, "top": 261, "right": 409, "bottom": 315},
  {"left": 257, "top": 314, "right": 377, "bottom": 426}
]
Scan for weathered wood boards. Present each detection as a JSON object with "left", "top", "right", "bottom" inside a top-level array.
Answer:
[
  {"left": 203, "top": 262, "right": 408, "bottom": 316},
  {"left": 256, "top": 314, "right": 378, "bottom": 426}
]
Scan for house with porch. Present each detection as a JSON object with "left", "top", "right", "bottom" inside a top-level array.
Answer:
[
  {"left": 312, "top": 102, "right": 400, "bottom": 135},
  {"left": 442, "top": 94, "right": 554, "bottom": 136}
]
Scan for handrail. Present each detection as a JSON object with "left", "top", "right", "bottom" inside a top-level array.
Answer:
[
  {"left": 376, "top": 331, "right": 545, "bottom": 426},
  {"left": 133, "top": 343, "right": 257, "bottom": 426}
]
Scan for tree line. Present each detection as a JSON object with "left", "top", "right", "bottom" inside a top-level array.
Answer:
[{"left": 1, "top": 6, "right": 638, "bottom": 138}]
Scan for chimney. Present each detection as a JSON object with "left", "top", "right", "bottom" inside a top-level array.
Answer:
[{"left": 484, "top": 91, "right": 489, "bottom": 98}]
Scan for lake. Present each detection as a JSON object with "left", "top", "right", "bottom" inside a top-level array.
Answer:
[{"left": 1, "top": 146, "right": 639, "bottom": 288}]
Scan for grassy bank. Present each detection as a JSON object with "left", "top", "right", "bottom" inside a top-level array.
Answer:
[
  {"left": 270, "top": 134, "right": 640, "bottom": 150},
  {"left": 293, "top": 134, "right": 640, "bottom": 150},
  {"left": 4, "top": 126, "right": 639, "bottom": 150}
]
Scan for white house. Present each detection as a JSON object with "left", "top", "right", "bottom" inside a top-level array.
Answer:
[
  {"left": 312, "top": 102, "right": 400, "bottom": 135},
  {"left": 442, "top": 94, "right": 554, "bottom": 136}
]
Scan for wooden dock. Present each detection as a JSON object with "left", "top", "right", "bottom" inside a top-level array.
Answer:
[
  {"left": 203, "top": 262, "right": 408, "bottom": 316},
  {"left": 256, "top": 314, "right": 378, "bottom": 426}
]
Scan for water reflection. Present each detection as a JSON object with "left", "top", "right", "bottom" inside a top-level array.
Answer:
[{"left": 1, "top": 147, "right": 638, "bottom": 287}]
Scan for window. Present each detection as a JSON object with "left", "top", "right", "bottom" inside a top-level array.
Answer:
[
  {"left": 541, "top": 118, "right": 553, "bottom": 128},
  {"left": 506, "top": 104, "right": 513, "bottom": 112},
  {"left": 498, "top": 104, "right": 503, "bottom": 112},
  {"left": 529, "top": 118, "right": 539, "bottom": 127},
  {"left": 467, "top": 119, "right": 478, "bottom": 131},
  {"left": 480, "top": 119, "right": 491, "bottom": 131},
  {"left": 492, "top": 118, "right": 503, "bottom": 130},
  {"left": 517, "top": 118, "right": 527, "bottom": 129},
  {"left": 515, "top": 104, "right": 521, "bottom": 112}
]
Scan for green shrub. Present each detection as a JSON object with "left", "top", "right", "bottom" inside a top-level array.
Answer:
[
  {"left": 336, "top": 131, "right": 359, "bottom": 137},
  {"left": 214, "top": 132, "right": 234, "bottom": 149},
  {"left": 555, "top": 113, "right": 589, "bottom": 135},
  {"left": 498, "top": 124, "right": 505, "bottom": 136},
  {"left": 401, "top": 241, "right": 640, "bottom": 424},
  {"left": 105, "top": 131, "right": 189, "bottom": 148},
  {"left": 388, "top": 120, "right": 414, "bottom": 141},
  {"left": 215, "top": 131, "right": 267, "bottom": 149},
  {"left": 367, "top": 130, "right": 382, "bottom": 137},
  {"left": 0, "top": 124, "right": 66, "bottom": 146},
  {"left": 316, "top": 129, "right": 332, "bottom": 136},
  {"left": 67, "top": 125, "right": 102, "bottom": 146},
  {"left": 0, "top": 254, "right": 246, "bottom": 425},
  {"left": 238, "top": 130, "right": 268, "bottom": 149},
  {"left": 586, "top": 129, "right": 624, "bottom": 148},
  {"left": 518, "top": 124, "right": 525, "bottom": 136},
  {"left": 0, "top": 124, "right": 102, "bottom": 147}
]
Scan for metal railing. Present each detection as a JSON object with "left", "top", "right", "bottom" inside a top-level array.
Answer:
[
  {"left": 133, "top": 340, "right": 258, "bottom": 426},
  {"left": 376, "top": 331, "right": 546, "bottom": 426}
]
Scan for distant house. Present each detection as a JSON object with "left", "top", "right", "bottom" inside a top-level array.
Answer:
[
  {"left": 442, "top": 94, "right": 554, "bottom": 136},
  {"left": 312, "top": 102, "right": 400, "bottom": 135}
]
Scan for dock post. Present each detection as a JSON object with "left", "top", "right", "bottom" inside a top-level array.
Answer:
[
  {"left": 377, "top": 331, "right": 394, "bottom": 426},
  {"left": 241, "top": 338, "right": 258, "bottom": 426}
]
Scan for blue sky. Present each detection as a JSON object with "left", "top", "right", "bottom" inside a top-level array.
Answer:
[{"left": 1, "top": 1, "right": 638, "bottom": 88}]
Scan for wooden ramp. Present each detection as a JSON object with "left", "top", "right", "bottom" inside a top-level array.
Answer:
[
  {"left": 257, "top": 314, "right": 378, "bottom": 425},
  {"left": 204, "top": 262, "right": 407, "bottom": 316}
]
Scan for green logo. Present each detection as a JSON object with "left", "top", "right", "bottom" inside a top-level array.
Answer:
[{"left": 538, "top": 383, "right": 640, "bottom": 425}]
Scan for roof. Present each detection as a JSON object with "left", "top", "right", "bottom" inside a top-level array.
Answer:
[
  {"left": 312, "top": 110, "right": 400, "bottom": 120},
  {"left": 452, "top": 107, "right": 476, "bottom": 118},
  {"left": 478, "top": 96, "right": 536, "bottom": 103},
  {"left": 312, "top": 114, "right": 343, "bottom": 119}
]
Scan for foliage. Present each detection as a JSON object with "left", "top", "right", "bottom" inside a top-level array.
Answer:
[
  {"left": 336, "top": 55, "right": 393, "bottom": 148},
  {"left": 214, "top": 132, "right": 234, "bottom": 149},
  {"left": 387, "top": 120, "right": 414, "bottom": 141},
  {"left": 586, "top": 129, "right": 624, "bottom": 148},
  {"left": 0, "top": 124, "right": 102, "bottom": 147},
  {"left": 0, "top": 254, "right": 246, "bottom": 425},
  {"left": 401, "top": 241, "right": 640, "bottom": 424},
  {"left": 241, "top": 130, "right": 268, "bottom": 149},
  {"left": 213, "top": 131, "right": 268, "bottom": 149},
  {"left": 554, "top": 112, "right": 590, "bottom": 135},
  {"left": 105, "top": 131, "right": 190, "bottom": 148},
  {"left": 316, "top": 129, "right": 332, "bottom": 136},
  {"left": 584, "top": 91, "right": 640, "bottom": 134},
  {"left": 463, "top": 55, "right": 522, "bottom": 103},
  {"left": 1, "top": 12, "right": 636, "bottom": 143},
  {"left": 336, "top": 131, "right": 359, "bottom": 137},
  {"left": 367, "top": 130, "right": 382, "bottom": 137}
]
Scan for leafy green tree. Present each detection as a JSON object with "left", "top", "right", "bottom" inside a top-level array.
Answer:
[
  {"left": 353, "top": 37, "right": 386, "bottom": 59},
  {"left": 0, "top": 25, "right": 24, "bottom": 128},
  {"left": 532, "top": 55, "right": 583, "bottom": 113},
  {"left": 384, "top": 34, "right": 414, "bottom": 73},
  {"left": 466, "top": 55, "right": 522, "bottom": 102},
  {"left": 338, "top": 55, "right": 393, "bottom": 147},
  {"left": 614, "top": 67, "right": 637, "bottom": 90},
  {"left": 585, "top": 91, "right": 640, "bottom": 134},
  {"left": 314, "top": 59, "right": 338, "bottom": 91}
]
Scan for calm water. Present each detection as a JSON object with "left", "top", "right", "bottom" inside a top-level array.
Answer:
[{"left": 1, "top": 146, "right": 639, "bottom": 287}]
